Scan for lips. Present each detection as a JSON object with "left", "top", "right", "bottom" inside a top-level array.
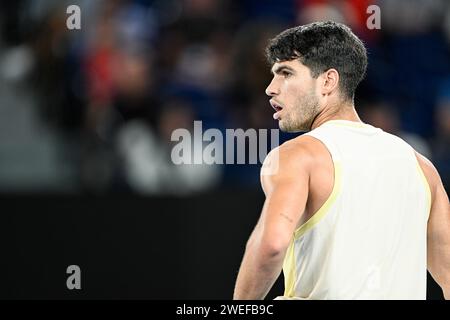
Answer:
[
  {"left": 270, "top": 100, "right": 283, "bottom": 112},
  {"left": 270, "top": 100, "right": 283, "bottom": 120}
]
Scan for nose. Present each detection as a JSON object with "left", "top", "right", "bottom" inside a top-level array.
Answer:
[{"left": 265, "top": 77, "right": 279, "bottom": 97}]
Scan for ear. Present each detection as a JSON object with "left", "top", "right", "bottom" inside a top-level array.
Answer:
[{"left": 320, "top": 68, "right": 339, "bottom": 96}]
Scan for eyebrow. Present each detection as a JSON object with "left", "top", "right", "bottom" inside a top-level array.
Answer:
[{"left": 271, "top": 65, "right": 295, "bottom": 75}]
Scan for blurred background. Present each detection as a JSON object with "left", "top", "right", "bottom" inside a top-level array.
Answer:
[{"left": 0, "top": 0, "right": 448, "bottom": 299}]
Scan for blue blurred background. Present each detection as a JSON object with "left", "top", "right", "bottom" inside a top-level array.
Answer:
[
  {"left": 0, "top": 0, "right": 448, "bottom": 299},
  {"left": 0, "top": 0, "right": 448, "bottom": 194}
]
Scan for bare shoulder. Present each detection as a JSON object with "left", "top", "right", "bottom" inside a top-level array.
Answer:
[
  {"left": 414, "top": 151, "right": 441, "bottom": 200},
  {"left": 260, "top": 134, "right": 329, "bottom": 193},
  {"left": 415, "top": 151, "right": 436, "bottom": 173},
  {"left": 262, "top": 135, "right": 321, "bottom": 173}
]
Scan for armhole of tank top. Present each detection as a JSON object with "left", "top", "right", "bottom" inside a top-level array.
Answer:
[
  {"left": 413, "top": 150, "right": 432, "bottom": 221},
  {"left": 293, "top": 131, "right": 342, "bottom": 239}
]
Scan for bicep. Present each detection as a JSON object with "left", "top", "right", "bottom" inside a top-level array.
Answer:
[
  {"left": 258, "top": 169, "right": 309, "bottom": 249},
  {"left": 419, "top": 151, "right": 450, "bottom": 284}
]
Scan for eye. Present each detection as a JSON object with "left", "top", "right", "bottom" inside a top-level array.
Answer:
[{"left": 281, "top": 71, "right": 292, "bottom": 78}]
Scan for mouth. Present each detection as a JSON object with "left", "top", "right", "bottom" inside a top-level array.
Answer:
[{"left": 270, "top": 100, "right": 283, "bottom": 120}]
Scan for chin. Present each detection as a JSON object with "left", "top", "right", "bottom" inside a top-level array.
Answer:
[{"left": 279, "top": 121, "right": 308, "bottom": 133}]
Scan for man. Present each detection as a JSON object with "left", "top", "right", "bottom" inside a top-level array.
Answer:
[{"left": 233, "top": 21, "right": 449, "bottom": 300}]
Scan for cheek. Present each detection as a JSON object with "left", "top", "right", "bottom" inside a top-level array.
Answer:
[{"left": 284, "top": 81, "right": 306, "bottom": 103}]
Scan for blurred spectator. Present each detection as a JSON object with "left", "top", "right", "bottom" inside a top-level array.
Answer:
[
  {"left": 0, "top": 0, "right": 448, "bottom": 194},
  {"left": 117, "top": 99, "right": 221, "bottom": 195},
  {"left": 360, "top": 100, "right": 432, "bottom": 159}
]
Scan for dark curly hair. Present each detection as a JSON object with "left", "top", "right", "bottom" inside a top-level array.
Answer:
[{"left": 266, "top": 21, "right": 367, "bottom": 101}]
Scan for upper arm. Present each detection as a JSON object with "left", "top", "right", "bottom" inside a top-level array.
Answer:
[
  {"left": 254, "top": 143, "right": 311, "bottom": 253},
  {"left": 416, "top": 152, "right": 450, "bottom": 291}
]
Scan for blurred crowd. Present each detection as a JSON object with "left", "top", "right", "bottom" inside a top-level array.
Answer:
[{"left": 0, "top": 0, "right": 449, "bottom": 194}]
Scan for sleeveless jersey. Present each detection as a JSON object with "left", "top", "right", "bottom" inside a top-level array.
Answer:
[{"left": 277, "top": 120, "right": 431, "bottom": 300}]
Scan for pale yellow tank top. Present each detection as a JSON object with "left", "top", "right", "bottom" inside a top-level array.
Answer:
[{"left": 276, "top": 120, "right": 431, "bottom": 300}]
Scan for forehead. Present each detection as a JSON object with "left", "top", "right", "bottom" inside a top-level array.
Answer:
[{"left": 270, "top": 59, "right": 309, "bottom": 75}]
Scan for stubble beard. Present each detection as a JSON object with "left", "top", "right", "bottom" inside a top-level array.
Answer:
[{"left": 279, "top": 90, "right": 320, "bottom": 133}]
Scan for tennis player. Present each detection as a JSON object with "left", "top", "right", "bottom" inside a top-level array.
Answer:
[{"left": 233, "top": 21, "right": 449, "bottom": 300}]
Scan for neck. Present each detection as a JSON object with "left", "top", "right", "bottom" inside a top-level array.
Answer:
[{"left": 310, "top": 100, "right": 361, "bottom": 130}]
